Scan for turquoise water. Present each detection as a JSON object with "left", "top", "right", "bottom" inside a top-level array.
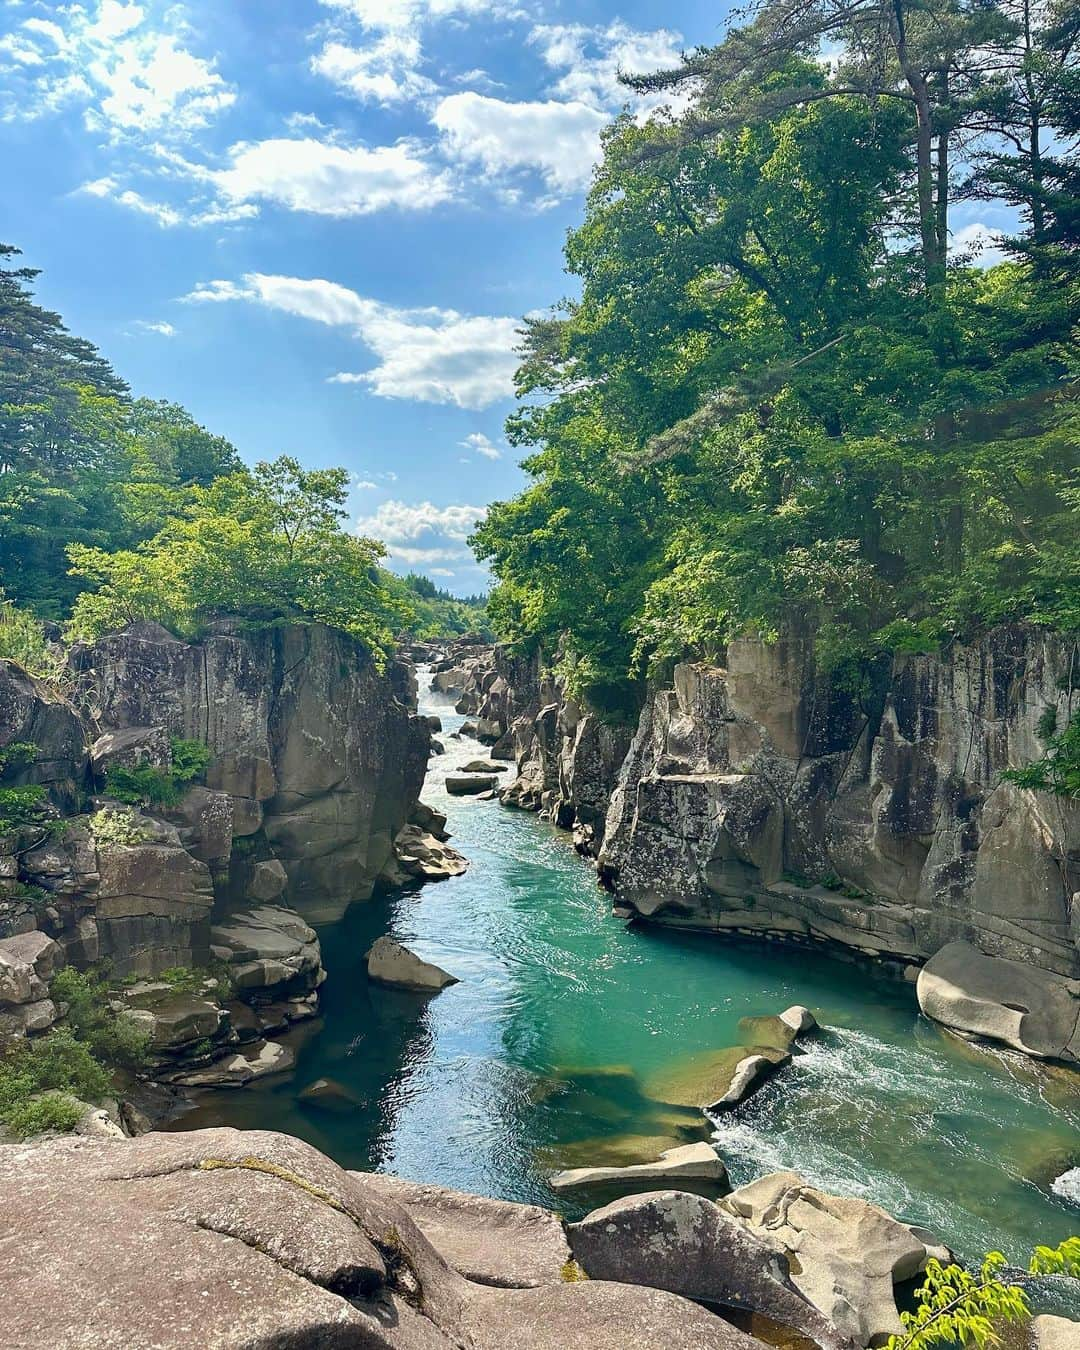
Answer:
[{"left": 175, "top": 675, "right": 1080, "bottom": 1276}]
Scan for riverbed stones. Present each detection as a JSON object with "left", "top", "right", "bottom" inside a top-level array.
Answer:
[
  {"left": 550, "top": 1141, "right": 727, "bottom": 1191},
  {"left": 721, "top": 1170, "right": 935, "bottom": 1347},
  {"left": 568, "top": 1190, "right": 856, "bottom": 1350},
  {"left": 0, "top": 1127, "right": 773, "bottom": 1349},
  {"left": 359, "top": 1172, "right": 572, "bottom": 1288},
  {"left": 366, "top": 935, "right": 460, "bottom": 992},
  {"left": 462, "top": 759, "right": 509, "bottom": 773},
  {"left": 917, "top": 942, "right": 1080, "bottom": 1062}
]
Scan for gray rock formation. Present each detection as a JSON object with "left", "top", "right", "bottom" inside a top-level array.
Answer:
[
  {"left": 568, "top": 1190, "right": 855, "bottom": 1350},
  {"left": 359, "top": 1172, "right": 573, "bottom": 1288},
  {"left": 0, "top": 1127, "right": 768, "bottom": 1350},
  {"left": 366, "top": 935, "right": 460, "bottom": 992},
  {"left": 596, "top": 628, "right": 1080, "bottom": 1055},
  {"left": 917, "top": 941, "right": 1080, "bottom": 1061},
  {"left": 0, "top": 931, "right": 63, "bottom": 1036}
]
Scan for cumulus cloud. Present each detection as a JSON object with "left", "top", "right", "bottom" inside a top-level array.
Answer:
[
  {"left": 318, "top": 0, "right": 507, "bottom": 33},
  {"left": 460, "top": 432, "right": 502, "bottom": 459},
  {"left": 134, "top": 319, "right": 176, "bottom": 336},
  {"left": 355, "top": 498, "right": 487, "bottom": 565},
  {"left": 183, "top": 272, "right": 520, "bottom": 409},
  {"left": 0, "top": 2, "right": 235, "bottom": 135},
  {"left": 433, "top": 92, "right": 607, "bottom": 193},
  {"left": 311, "top": 35, "right": 436, "bottom": 106},
  {"left": 77, "top": 175, "right": 183, "bottom": 225},
  {"left": 528, "top": 21, "right": 684, "bottom": 113},
  {"left": 951, "top": 221, "right": 1007, "bottom": 267}
]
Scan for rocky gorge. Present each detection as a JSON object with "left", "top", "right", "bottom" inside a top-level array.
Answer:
[
  {"left": 437, "top": 628, "right": 1080, "bottom": 1067},
  {"left": 0, "top": 627, "right": 1078, "bottom": 1349}
]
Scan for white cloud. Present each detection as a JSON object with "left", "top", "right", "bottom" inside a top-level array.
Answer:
[
  {"left": 434, "top": 92, "right": 607, "bottom": 193},
  {"left": 460, "top": 431, "right": 502, "bottom": 459},
  {"left": 528, "top": 22, "right": 684, "bottom": 113},
  {"left": 134, "top": 319, "right": 176, "bottom": 336},
  {"left": 311, "top": 35, "right": 436, "bottom": 106},
  {"left": 429, "top": 567, "right": 455, "bottom": 576},
  {"left": 77, "top": 175, "right": 182, "bottom": 225},
  {"left": 354, "top": 478, "right": 378, "bottom": 489},
  {"left": 318, "top": 0, "right": 507, "bottom": 33},
  {"left": 183, "top": 272, "right": 520, "bottom": 409},
  {"left": 205, "top": 136, "right": 454, "bottom": 216},
  {"left": 0, "top": 2, "right": 235, "bottom": 135},
  {"left": 952, "top": 222, "right": 1007, "bottom": 267},
  {"left": 355, "top": 498, "right": 487, "bottom": 565}
]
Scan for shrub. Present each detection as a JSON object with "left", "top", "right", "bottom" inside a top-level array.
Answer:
[
  {"left": 0, "top": 1027, "right": 111, "bottom": 1139},
  {"left": 1001, "top": 710, "right": 1080, "bottom": 798},
  {"left": 88, "top": 807, "right": 152, "bottom": 847},
  {"left": 50, "top": 966, "right": 150, "bottom": 1071},
  {"left": 103, "top": 736, "right": 211, "bottom": 807}
]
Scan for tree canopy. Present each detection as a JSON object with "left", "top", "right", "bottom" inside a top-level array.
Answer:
[{"left": 474, "top": 4, "right": 1079, "bottom": 712}]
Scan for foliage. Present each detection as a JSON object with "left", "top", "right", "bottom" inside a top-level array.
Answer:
[
  {"left": 884, "top": 1253, "right": 1029, "bottom": 1350},
  {"left": 1030, "top": 1237, "right": 1080, "bottom": 1277},
  {"left": 68, "top": 457, "right": 409, "bottom": 663},
  {"left": 154, "top": 966, "right": 207, "bottom": 995},
  {"left": 0, "top": 1027, "right": 110, "bottom": 1139},
  {"left": 0, "top": 594, "right": 64, "bottom": 683},
  {"left": 0, "top": 739, "right": 53, "bottom": 839},
  {"left": 390, "top": 572, "right": 491, "bottom": 640},
  {"left": 102, "top": 737, "right": 211, "bottom": 807},
  {"left": 1001, "top": 709, "right": 1080, "bottom": 797},
  {"left": 88, "top": 807, "right": 153, "bottom": 847},
  {"left": 474, "top": 22, "right": 1080, "bottom": 712},
  {"left": 50, "top": 966, "right": 150, "bottom": 1070}
]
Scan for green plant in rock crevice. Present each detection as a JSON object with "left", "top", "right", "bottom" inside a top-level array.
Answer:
[
  {"left": 103, "top": 736, "right": 211, "bottom": 807},
  {"left": 1001, "top": 709, "right": 1080, "bottom": 798}
]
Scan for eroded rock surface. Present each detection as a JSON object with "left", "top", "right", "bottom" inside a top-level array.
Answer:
[
  {"left": 366, "top": 935, "right": 460, "bottom": 992},
  {"left": 550, "top": 1141, "right": 727, "bottom": 1191},
  {"left": 0, "top": 1127, "right": 769, "bottom": 1350}
]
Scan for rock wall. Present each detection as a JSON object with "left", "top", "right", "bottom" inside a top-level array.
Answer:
[
  {"left": 596, "top": 628, "right": 1079, "bottom": 1048},
  {"left": 0, "top": 621, "right": 429, "bottom": 979}
]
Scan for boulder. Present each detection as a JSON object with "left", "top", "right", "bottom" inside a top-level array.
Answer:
[
  {"left": 550, "top": 1141, "right": 727, "bottom": 1191},
  {"left": 244, "top": 858, "right": 288, "bottom": 903},
  {"left": 446, "top": 774, "right": 500, "bottom": 795},
  {"left": 722, "top": 1171, "right": 935, "bottom": 1346},
  {"left": 709, "top": 1051, "right": 791, "bottom": 1111},
  {"left": 462, "top": 759, "right": 510, "bottom": 773},
  {"left": 647, "top": 1044, "right": 791, "bottom": 1110},
  {"left": 381, "top": 823, "right": 469, "bottom": 885},
  {"left": 0, "top": 1128, "right": 771, "bottom": 1349},
  {"left": 0, "top": 930, "right": 63, "bottom": 1006},
  {"left": 917, "top": 942, "right": 1080, "bottom": 1062},
  {"left": 210, "top": 904, "right": 323, "bottom": 996},
  {"left": 1034, "top": 1316, "right": 1080, "bottom": 1350},
  {"left": 298, "top": 1078, "right": 361, "bottom": 1114},
  {"left": 568, "top": 1190, "right": 855, "bottom": 1350},
  {"left": 779, "top": 1004, "right": 818, "bottom": 1035},
  {"left": 121, "top": 988, "right": 223, "bottom": 1049},
  {"left": 359, "top": 1172, "right": 572, "bottom": 1288},
  {"left": 90, "top": 725, "right": 171, "bottom": 776},
  {"left": 366, "top": 935, "right": 460, "bottom": 993}
]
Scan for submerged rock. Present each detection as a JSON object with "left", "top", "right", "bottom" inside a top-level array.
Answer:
[
  {"left": 568, "top": 1190, "right": 856, "bottom": 1350},
  {"left": 298, "top": 1077, "right": 361, "bottom": 1114},
  {"left": 647, "top": 1045, "right": 791, "bottom": 1110},
  {"left": 550, "top": 1141, "right": 727, "bottom": 1191},
  {"left": 917, "top": 941, "right": 1080, "bottom": 1063},
  {"left": 366, "top": 935, "right": 460, "bottom": 992}
]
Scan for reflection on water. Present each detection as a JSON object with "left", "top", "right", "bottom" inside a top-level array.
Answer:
[{"left": 171, "top": 666, "right": 1080, "bottom": 1280}]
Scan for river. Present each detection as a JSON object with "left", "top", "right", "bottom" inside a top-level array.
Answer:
[{"left": 175, "top": 669, "right": 1079, "bottom": 1273}]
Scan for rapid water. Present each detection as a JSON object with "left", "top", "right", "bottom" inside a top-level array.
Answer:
[{"left": 176, "top": 669, "right": 1079, "bottom": 1273}]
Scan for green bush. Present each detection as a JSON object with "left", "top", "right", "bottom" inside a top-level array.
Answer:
[
  {"left": 88, "top": 806, "right": 152, "bottom": 846},
  {"left": 50, "top": 966, "right": 150, "bottom": 1071},
  {"left": 0, "top": 1028, "right": 111, "bottom": 1139},
  {"left": 103, "top": 736, "right": 211, "bottom": 807}
]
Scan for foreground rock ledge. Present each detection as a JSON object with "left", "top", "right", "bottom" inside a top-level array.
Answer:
[{"left": 0, "top": 1128, "right": 767, "bottom": 1350}]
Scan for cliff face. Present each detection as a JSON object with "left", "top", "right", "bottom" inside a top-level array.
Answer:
[
  {"left": 1, "top": 622, "right": 429, "bottom": 978},
  {"left": 598, "top": 628, "right": 1079, "bottom": 984}
]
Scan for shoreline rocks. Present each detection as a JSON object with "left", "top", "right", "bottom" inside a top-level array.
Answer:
[{"left": 550, "top": 1141, "right": 727, "bottom": 1192}]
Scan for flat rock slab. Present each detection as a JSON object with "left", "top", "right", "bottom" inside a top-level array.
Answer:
[
  {"left": 917, "top": 941, "right": 1080, "bottom": 1062},
  {"left": 462, "top": 760, "right": 510, "bottom": 773},
  {"left": 171, "top": 1038, "right": 294, "bottom": 1087},
  {"left": 357, "top": 1172, "right": 572, "bottom": 1288},
  {"left": 0, "top": 1128, "right": 772, "bottom": 1349},
  {"left": 366, "top": 935, "right": 460, "bottom": 992},
  {"left": 551, "top": 1141, "right": 727, "bottom": 1191}
]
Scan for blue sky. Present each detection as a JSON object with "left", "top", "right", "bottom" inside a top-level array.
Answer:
[{"left": 2, "top": 0, "right": 1011, "bottom": 592}]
